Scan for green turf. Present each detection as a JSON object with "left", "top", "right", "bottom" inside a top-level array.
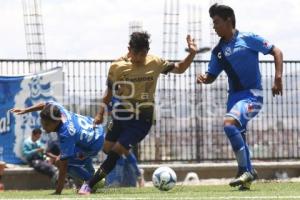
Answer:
[{"left": 1, "top": 182, "right": 300, "bottom": 199}]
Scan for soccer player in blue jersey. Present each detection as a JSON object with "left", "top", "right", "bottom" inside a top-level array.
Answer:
[
  {"left": 11, "top": 101, "right": 105, "bottom": 194},
  {"left": 197, "top": 4, "right": 283, "bottom": 190}
]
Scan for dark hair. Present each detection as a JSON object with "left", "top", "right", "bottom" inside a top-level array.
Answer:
[
  {"left": 129, "top": 31, "right": 150, "bottom": 52},
  {"left": 32, "top": 128, "right": 42, "bottom": 135},
  {"left": 209, "top": 3, "right": 236, "bottom": 28},
  {"left": 40, "top": 104, "right": 61, "bottom": 122}
]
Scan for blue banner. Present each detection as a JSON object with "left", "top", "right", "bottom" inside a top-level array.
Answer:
[{"left": 0, "top": 68, "right": 63, "bottom": 164}]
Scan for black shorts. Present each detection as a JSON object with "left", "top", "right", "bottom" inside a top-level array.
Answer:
[{"left": 105, "top": 117, "right": 152, "bottom": 150}]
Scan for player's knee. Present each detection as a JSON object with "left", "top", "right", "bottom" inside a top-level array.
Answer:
[
  {"left": 224, "top": 125, "right": 245, "bottom": 151},
  {"left": 103, "top": 141, "right": 114, "bottom": 154},
  {"left": 112, "top": 142, "right": 129, "bottom": 155},
  {"left": 103, "top": 146, "right": 110, "bottom": 154}
]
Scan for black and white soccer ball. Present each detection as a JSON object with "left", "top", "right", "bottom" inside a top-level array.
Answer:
[{"left": 152, "top": 166, "right": 177, "bottom": 191}]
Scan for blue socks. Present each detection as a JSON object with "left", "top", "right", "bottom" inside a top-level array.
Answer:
[
  {"left": 224, "top": 125, "right": 248, "bottom": 173},
  {"left": 242, "top": 133, "right": 253, "bottom": 172},
  {"left": 126, "top": 153, "right": 141, "bottom": 177}
]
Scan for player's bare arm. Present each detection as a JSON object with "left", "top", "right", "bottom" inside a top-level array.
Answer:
[
  {"left": 271, "top": 46, "right": 283, "bottom": 96},
  {"left": 94, "top": 87, "right": 112, "bottom": 126},
  {"left": 171, "top": 35, "right": 197, "bottom": 74},
  {"left": 10, "top": 102, "right": 46, "bottom": 115},
  {"left": 53, "top": 159, "right": 68, "bottom": 195}
]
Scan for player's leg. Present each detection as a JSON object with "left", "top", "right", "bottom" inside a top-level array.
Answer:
[
  {"left": 225, "top": 99, "right": 253, "bottom": 187},
  {"left": 103, "top": 140, "right": 115, "bottom": 154},
  {"left": 104, "top": 130, "right": 141, "bottom": 187},
  {"left": 112, "top": 119, "right": 151, "bottom": 187},
  {"left": 68, "top": 158, "right": 94, "bottom": 189},
  {"left": 80, "top": 117, "right": 121, "bottom": 190},
  {"left": 68, "top": 164, "right": 93, "bottom": 183},
  {"left": 223, "top": 117, "right": 249, "bottom": 176},
  {"left": 241, "top": 132, "right": 257, "bottom": 176},
  {"left": 227, "top": 97, "right": 262, "bottom": 188},
  {"left": 103, "top": 118, "right": 121, "bottom": 154},
  {"left": 235, "top": 131, "right": 259, "bottom": 191},
  {"left": 82, "top": 157, "right": 105, "bottom": 192},
  {"left": 81, "top": 142, "right": 127, "bottom": 194},
  {"left": 80, "top": 119, "right": 126, "bottom": 194},
  {"left": 79, "top": 119, "right": 152, "bottom": 195},
  {"left": 67, "top": 147, "right": 97, "bottom": 187},
  {"left": 240, "top": 97, "right": 262, "bottom": 176},
  {"left": 104, "top": 119, "right": 140, "bottom": 185},
  {"left": 70, "top": 138, "right": 105, "bottom": 192},
  {"left": 78, "top": 119, "right": 124, "bottom": 194}
]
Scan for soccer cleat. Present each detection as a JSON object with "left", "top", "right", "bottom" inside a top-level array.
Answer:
[
  {"left": 238, "top": 169, "right": 258, "bottom": 191},
  {"left": 238, "top": 181, "right": 251, "bottom": 191},
  {"left": 78, "top": 183, "right": 92, "bottom": 195},
  {"left": 229, "top": 172, "right": 254, "bottom": 187},
  {"left": 235, "top": 168, "right": 258, "bottom": 179}
]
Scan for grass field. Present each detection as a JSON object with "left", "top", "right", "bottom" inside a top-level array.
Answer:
[{"left": 1, "top": 182, "right": 300, "bottom": 199}]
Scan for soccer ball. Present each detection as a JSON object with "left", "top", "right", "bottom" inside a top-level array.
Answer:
[{"left": 152, "top": 166, "right": 177, "bottom": 191}]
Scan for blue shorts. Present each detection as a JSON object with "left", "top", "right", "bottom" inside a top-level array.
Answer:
[
  {"left": 67, "top": 139, "right": 103, "bottom": 181},
  {"left": 68, "top": 156, "right": 95, "bottom": 181},
  {"left": 66, "top": 127, "right": 104, "bottom": 181},
  {"left": 225, "top": 89, "right": 263, "bottom": 133},
  {"left": 105, "top": 117, "right": 152, "bottom": 150}
]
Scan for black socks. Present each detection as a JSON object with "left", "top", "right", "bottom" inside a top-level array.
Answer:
[{"left": 88, "top": 151, "right": 120, "bottom": 188}]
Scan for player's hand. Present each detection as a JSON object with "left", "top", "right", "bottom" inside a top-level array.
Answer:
[
  {"left": 36, "top": 148, "right": 44, "bottom": 153},
  {"left": 93, "top": 113, "right": 104, "bottom": 127},
  {"left": 197, "top": 74, "right": 208, "bottom": 84},
  {"left": 10, "top": 108, "right": 27, "bottom": 115},
  {"left": 272, "top": 76, "right": 283, "bottom": 96},
  {"left": 186, "top": 35, "right": 197, "bottom": 54}
]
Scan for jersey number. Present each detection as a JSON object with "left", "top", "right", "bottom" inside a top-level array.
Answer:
[{"left": 77, "top": 115, "right": 100, "bottom": 142}]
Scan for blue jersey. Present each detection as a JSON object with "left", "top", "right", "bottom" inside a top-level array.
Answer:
[
  {"left": 46, "top": 101, "right": 104, "bottom": 160},
  {"left": 207, "top": 30, "right": 274, "bottom": 94}
]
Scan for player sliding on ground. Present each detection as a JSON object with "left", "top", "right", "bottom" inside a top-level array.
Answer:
[
  {"left": 78, "top": 31, "right": 198, "bottom": 195},
  {"left": 11, "top": 101, "right": 105, "bottom": 194},
  {"left": 197, "top": 4, "right": 283, "bottom": 190}
]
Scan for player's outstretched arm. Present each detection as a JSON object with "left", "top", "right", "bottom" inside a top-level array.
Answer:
[
  {"left": 10, "top": 102, "right": 46, "bottom": 115},
  {"left": 171, "top": 35, "right": 197, "bottom": 74},
  {"left": 270, "top": 46, "right": 283, "bottom": 96},
  {"left": 196, "top": 73, "right": 216, "bottom": 84}
]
